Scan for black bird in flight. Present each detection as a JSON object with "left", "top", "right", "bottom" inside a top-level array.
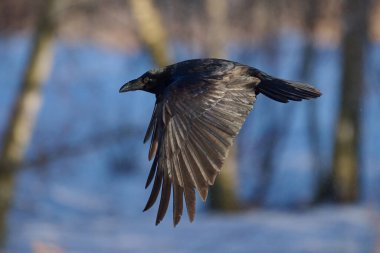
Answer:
[{"left": 119, "top": 58, "right": 321, "bottom": 226}]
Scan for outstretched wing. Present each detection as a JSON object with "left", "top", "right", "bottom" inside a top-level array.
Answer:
[{"left": 143, "top": 74, "right": 259, "bottom": 226}]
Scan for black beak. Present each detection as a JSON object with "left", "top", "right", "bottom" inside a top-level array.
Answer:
[{"left": 119, "top": 78, "right": 143, "bottom": 93}]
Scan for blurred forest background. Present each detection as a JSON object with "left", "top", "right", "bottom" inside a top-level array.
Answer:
[{"left": 0, "top": 0, "right": 380, "bottom": 252}]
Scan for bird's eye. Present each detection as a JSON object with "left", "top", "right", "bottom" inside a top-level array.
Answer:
[{"left": 143, "top": 77, "right": 150, "bottom": 83}]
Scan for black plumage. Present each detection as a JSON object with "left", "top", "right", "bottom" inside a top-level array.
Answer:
[{"left": 119, "top": 58, "right": 321, "bottom": 226}]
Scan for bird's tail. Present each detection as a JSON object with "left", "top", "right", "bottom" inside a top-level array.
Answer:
[{"left": 254, "top": 71, "right": 322, "bottom": 103}]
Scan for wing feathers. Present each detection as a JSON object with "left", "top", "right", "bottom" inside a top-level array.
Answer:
[
  {"left": 148, "top": 135, "right": 159, "bottom": 161},
  {"left": 183, "top": 186, "right": 196, "bottom": 222},
  {"left": 155, "top": 172, "right": 171, "bottom": 225},
  {"left": 173, "top": 181, "right": 184, "bottom": 226},
  {"left": 187, "top": 138, "right": 219, "bottom": 184},
  {"left": 143, "top": 77, "right": 257, "bottom": 225},
  {"left": 184, "top": 144, "right": 213, "bottom": 185},
  {"left": 187, "top": 130, "right": 221, "bottom": 172},
  {"left": 143, "top": 168, "right": 163, "bottom": 212},
  {"left": 145, "top": 153, "right": 159, "bottom": 188},
  {"left": 191, "top": 122, "right": 228, "bottom": 159},
  {"left": 144, "top": 104, "right": 157, "bottom": 143},
  {"left": 181, "top": 145, "right": 209, "bottom": 196}
]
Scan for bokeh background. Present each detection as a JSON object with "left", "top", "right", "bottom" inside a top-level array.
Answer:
[{"left": 0, "top": 0, "right": 379, "bottom": 252}]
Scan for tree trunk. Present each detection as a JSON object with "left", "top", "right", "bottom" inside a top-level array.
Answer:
[
  {"left": 128, "top": 0, "right": 170, "bottom": 67},
  {"left": 331, "top": 0, "right": 369, "bottom": 201},
  {"left": 209, "top": 146, "right": 239, "bottom": 210},
  {"left": 203, "top": 0, "right": 239, "bottom": 211},
  {"left": 0, "top": 0, "right": 58, "bottom": 246},
  {"left": 297, "top": 0, "right": 328, "bottom": 202},
  {"left": 204, "top": 0, "right": 227, "bottom": 59}
]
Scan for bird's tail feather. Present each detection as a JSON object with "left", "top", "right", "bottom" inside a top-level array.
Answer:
[{"left": 256, "top": 75, "right": 322, "bottom": 103}]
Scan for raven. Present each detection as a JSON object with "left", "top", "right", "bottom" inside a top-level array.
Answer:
[{"left": 119, "top": 58, "right": 321, "bottom": 226}]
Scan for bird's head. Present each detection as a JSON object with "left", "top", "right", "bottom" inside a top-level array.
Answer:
[{"left": 119, "top": 68, "right": 165, "bottom": 94}]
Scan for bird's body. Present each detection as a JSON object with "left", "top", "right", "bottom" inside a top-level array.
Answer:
[{"left": 119, "top": 58, "right": 321, "bottom": 226}]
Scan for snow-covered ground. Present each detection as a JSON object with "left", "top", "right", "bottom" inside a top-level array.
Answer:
[
  {"left": 1, "top": 34, "right": 380, "bottom": 253},
  {"left": 8, "top": 204, "right": 379, "bottom": 253}
]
